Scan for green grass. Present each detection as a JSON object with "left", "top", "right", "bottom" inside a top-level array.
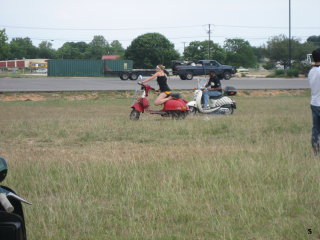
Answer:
[{"left": 0, "top": 92, "right": 319, "bottom": 240}]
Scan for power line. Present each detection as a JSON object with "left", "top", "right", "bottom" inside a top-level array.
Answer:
[
  {"left": 213, "top": 24, "right": 320, "bottom": 30},
  {"left": 1, "top": 23, "right": 319, "bottom": 31},
  {"left": 0, "top": 24, "right": 204, "bottom": 31}
]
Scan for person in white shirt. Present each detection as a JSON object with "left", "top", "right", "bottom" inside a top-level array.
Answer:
[{"left": 308, "top": 48, "right": 320, "bottom": 156}]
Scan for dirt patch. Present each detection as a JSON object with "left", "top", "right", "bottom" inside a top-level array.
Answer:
[
  {"left": 64, "top": 93, "right": 99, "bottom": 101},
  {"left": 0, "top": 92, "right": 102, "bottom": 102},
  {"left": 236, "top": 89, "right": 307, "bottom": 97},
  {"left": 0, "top": 93, "right": 45, "bottom": 101}
]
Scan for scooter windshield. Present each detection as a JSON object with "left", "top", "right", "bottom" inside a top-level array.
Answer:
[
  {"left": 132, "top": 88, "right": 144, "bottom": 99},
  {"left": 197, "top": 78, "right": 208, "bottom": 89}
]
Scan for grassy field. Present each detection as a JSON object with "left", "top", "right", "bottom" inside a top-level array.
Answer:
[{"left": 0, "top": 90, "right": 319, "bottom": 240}]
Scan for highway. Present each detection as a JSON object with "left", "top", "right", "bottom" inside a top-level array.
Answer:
[{"left": 0, "top": 76, "right": 310, "bottom": 92}]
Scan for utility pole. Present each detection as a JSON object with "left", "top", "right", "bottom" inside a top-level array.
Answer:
[
  {"left": 182, "top": 42, "right": 186, "bottom": 55},
  {"left": 288, "top": 0, "right": 292, "bottom": 69},
  {"left": 208, "top": 24, "right": 211, "bottom": 59}
]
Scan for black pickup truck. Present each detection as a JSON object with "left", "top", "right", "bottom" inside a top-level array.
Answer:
[{"left": 172, "top": 60, "right": 236, "bottom": 80}]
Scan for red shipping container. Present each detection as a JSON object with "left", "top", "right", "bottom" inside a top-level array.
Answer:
[
  {"left": 0, "top": 62, "right": 6, "bottom": 67},
  {"left": 16, "top": 61, "right": 25, "bottom": 68},
  {"left": 7, "top": 61, "right": 15, "bottom": 67}
]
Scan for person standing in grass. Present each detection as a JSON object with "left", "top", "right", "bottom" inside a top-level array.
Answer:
[{"left": 308, "top": 48, "right": 320, "bottom": 156}]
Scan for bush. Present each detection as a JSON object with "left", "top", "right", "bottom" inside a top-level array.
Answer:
[
  {"left": 286, "top": 69, "right": 299, "bottom": 77},
  {"left": 275, "top": 69, "right": 285, "bottom": 76},
  {"left": 292, "top": 62, "right": 312, "bottom": 76},
  {"left": 262, "top": 61, "right": 276, "bottom": 70},
  {"left": 268, "top": 68, "right": 300, "bottom": 78}
]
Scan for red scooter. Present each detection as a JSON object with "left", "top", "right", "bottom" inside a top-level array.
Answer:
[{"left": 130, "top": 83, "right": 189, "bottom": 120}]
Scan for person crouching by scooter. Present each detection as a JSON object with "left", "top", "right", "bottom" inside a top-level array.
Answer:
[
  {"left": 139, "top": 65, "right": 172, "bottom": 106},
  {"left": 202, "top": 71, "right": 222, "bottom": 110}
]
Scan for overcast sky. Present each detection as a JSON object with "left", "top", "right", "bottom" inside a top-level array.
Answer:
[{"left": 1, "top": 0, "right": 319, "bottom": 53}]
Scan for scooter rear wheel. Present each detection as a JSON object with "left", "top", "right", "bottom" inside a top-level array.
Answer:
[
  {"left": 180, "top": 111, "right": 188, "bottom": 119},
  {"left": 227, "top": 107, "right": 234, "bottom": 115},
  {"left": 169, "top": 111, "right": 187, "bottom": 120},
  {"left": 130, "top": 109, "right": 140, "bottom": 120},
  {"left": 222, "top": 105, "right": 234, "bottom": 115}
]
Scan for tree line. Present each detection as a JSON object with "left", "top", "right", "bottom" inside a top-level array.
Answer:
[{"left": 0, "top": 29, "right": 319, "bottom": 69}]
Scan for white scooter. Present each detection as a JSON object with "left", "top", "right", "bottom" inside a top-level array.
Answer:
[
  {"left": 0, "top": 157, "right": 32, "bottom": 240},
  {"left": 187, "top": 78, "right": 237, "bottom": 115}
]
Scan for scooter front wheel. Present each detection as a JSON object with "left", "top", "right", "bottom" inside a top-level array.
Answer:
[
  {"left": 130, "top": 109, "right": 140, "bottom": 120},
  {"left": 188, "top": 106, "right": 198, "bottom": 115}
]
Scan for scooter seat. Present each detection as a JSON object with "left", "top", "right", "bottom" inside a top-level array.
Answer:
[
  {"left": 169, "top": 93, "right": 181, "bottom": 99},
  {"left": 209, "top": 95, "right": 223, "bottom": 100}
]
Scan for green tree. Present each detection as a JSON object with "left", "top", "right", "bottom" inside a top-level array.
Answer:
[
  {"left": 307, "top": 35, "right": 320, "bottom": 47},
  {"left": 252, "top": 46, "right": 267, "bottom": 63},
  {"left": 38, "top": 41, "right": 56, "bottom": 59},
  {"left": 266, "top": 35, "right": 316, "bottom": 68},
  {"left": 295, "top": 41, "right": 316, "bottom": 61},
  {"left": 266, "top": 35, "right": 289, "bottom": 67},
  {"left": 0, "top": 29, "right": 9, "bottom": 60},
  {"left": 57, "top": 42, "right": 89, "bottom": 59},
  {"left": 9, "top": 37, "right": 37, "bottom": 59},
  {"left": 183, "top": 40, "right": 226, "bottom": 62},
  {"left": 110, "top": 40, "right": 125, "bottom": 56},
  {"left": 124, "top": 33, "right": 180, "bottom": 69},
  {"left": 86, "top": 35, "right": 110, "bottom": 59},
  {"left": 224, "top": 38, "right": 257, "bottom": 68}
]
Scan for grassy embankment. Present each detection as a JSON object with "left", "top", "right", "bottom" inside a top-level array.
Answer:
[{"left": 0, "top": 90, "right": 319, "bottom": 240}]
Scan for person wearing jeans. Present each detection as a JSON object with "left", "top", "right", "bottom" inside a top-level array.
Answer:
[
  {"left": 202, "top": 71, "right": 222, "bottom": 109},
  {"left": 308, "top": 48, "right": 320, "bottom": 156}
]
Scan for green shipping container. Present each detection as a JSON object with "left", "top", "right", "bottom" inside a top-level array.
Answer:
[
  {"left": 48, "top": 59, "right": 104, "bottom": 77},
  {"left": 104, "top": 60, "right": 133, "bottom": 72}
]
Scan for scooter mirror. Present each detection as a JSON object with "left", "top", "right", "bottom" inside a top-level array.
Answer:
[{"left": 0, "top": 158, "right": 8, "bottom": 182}]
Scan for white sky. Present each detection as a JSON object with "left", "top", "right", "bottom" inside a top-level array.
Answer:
[{"left": 1, "top": 0, "right": 319, "bottom": 53}]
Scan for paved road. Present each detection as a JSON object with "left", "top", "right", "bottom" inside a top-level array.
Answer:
[{"left": 0, "top": 76, "right": 310, "bottom": 92}]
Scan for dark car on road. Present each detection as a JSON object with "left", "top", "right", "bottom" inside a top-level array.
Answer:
[{"left": 172, "top": 60, "right": 236, "bottom": 80}]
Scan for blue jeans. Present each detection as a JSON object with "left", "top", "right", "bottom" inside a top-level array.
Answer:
[
  {"left": 202, "top": 90, "right": 222, "bottom": 106},
  {"left": 311, "top": 105, "right": 320, "bottom": 155}
]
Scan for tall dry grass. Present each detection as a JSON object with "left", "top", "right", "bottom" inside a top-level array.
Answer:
[{"left": 0, "top": 91, "right": 319, "bottom": 240}]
